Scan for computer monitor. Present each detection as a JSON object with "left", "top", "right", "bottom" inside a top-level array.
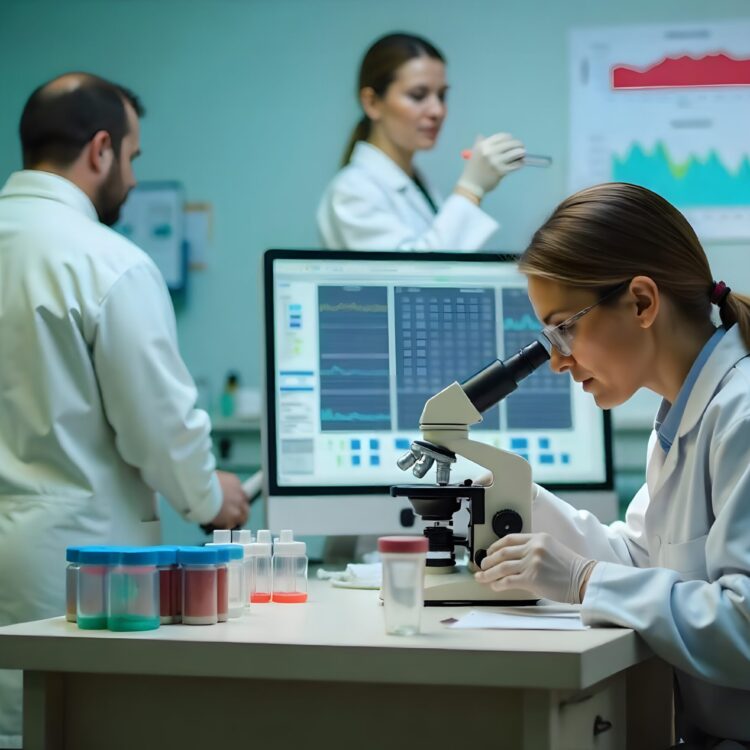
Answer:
[{"left": 263, "top": 250, "right": 615, "bottom": 535}]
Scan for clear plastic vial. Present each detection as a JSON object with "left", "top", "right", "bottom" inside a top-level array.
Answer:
[
  {"left": 77, "top": 547, "right": 117, "bottom": 630},
  {"left": 211, "top": 544, "right": 245, "bottom": 619},
  {"left": 378, "top": 536, "right": 428, "bottom": 636},
  {"left": 178, "top": 547, "right": 219, "bottom": 625},
  {"left": 272, "top": 530, "right": 307, "bottom": 603},
  {"left": 206, "top": 544, "right": 235, "bottom": 621},
  {"left": 248, "top": 530, "right": 273, "bottom": 604},
  {"left": 207, "top": 532, "right": 239, "bottom": 620},
  {"left": 108, "top": 548, "right": 160, "bottom": 632},
  {"left": 65, "top": 546, "right": 81, "bottom": 623},
  {"left": 156, "top": 546, "right": 181, "bottom": 624},
  {"left": 232, "top": 529, "right": 253, "bottom": 607}
]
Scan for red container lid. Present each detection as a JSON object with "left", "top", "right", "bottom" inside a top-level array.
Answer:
[{"left": 378, "top": 536, "right": 428, "bottom": 554}]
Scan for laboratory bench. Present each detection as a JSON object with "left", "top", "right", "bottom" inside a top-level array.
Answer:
[{"left": 0, "top": 579, "right": 672, "bottom": 750}]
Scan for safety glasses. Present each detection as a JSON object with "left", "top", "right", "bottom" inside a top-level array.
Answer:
[{"left": 541, "top": 282, "right": 630, "bottom": 357}]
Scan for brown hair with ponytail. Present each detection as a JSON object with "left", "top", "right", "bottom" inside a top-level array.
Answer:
[
  {"left": 340, "top": 33, "right": 445, "bottom": 166},
  {"left": 519, "top": 183, "right": 750, "bottom": 349}
]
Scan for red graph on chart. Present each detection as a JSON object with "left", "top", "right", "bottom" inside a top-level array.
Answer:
[{"left": 611, "top": 52, "right": 750, "bottom": 89}]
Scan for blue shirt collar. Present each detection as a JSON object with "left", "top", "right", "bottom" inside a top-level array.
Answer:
[{"left": 655, "top": 327, "right": 726, "bottom": 453}]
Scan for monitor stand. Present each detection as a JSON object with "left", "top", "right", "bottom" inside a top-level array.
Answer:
[{"left": 322, "top": 535, "right": 379, "bottom": 566}]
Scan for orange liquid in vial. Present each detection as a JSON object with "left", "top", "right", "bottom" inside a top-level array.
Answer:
[
  {"left": 251, "top": 593, "right": 272, "bottom": 603},
  {"left": 272, "top": 592, "right": 308, "bottom": 603}
]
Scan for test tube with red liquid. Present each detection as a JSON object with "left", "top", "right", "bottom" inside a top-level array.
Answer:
[
  {"left": 248, "top": 530, "right": 273, "bottom": 604},
  {"left": 272, "top": 530, "right": 307, "bottom": 604}
]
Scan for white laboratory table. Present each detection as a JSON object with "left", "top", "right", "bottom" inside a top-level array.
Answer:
[{"left": 0, "top": 580, "right": 672, "bottom": 750}]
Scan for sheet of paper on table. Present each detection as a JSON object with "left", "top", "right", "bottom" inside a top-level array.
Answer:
[{"left": 447, "top": 608, "right": 589, "bottom": 631}]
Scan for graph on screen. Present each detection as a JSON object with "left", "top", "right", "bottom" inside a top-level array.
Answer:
[
  {"left": 318, "top": 286, "right": 392, "bottom": 430},
  {"left": 570, "top": 21, "right": 750, "bottom": 241},
  {"left": 501, "top": 289, "right": 572, "bottom": 430},
  {"left": 394, "top": 286, "right": 498, "bottom": 431},
  {"left": 315, "top": 282, "right": 573, "bottom": 436}
]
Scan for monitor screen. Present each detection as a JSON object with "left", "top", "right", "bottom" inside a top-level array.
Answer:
[{"left": 264, "top": 250, "right": 612, "bottom": 505}]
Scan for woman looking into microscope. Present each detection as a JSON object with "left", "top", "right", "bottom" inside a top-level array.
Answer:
[{"left": 476, "top": 183, "right": 750, "bottom": 748}]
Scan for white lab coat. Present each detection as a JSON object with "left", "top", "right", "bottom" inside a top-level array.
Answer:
[
  {"left": 317, "top": 141, "right": 499, "bottom": 251},
  {"left": 533, "top": 324, "right": 750, "bottom": 743},
  {"left": 0, "top": 171, "right": 222, "bottom": 746}
]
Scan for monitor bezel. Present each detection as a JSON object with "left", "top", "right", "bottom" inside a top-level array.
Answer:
[{"left": 263, "top": 248, "right": 614, "bottom": 495}]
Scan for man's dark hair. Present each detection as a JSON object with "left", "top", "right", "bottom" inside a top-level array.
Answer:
[{"left": 19, "top": 73, "right": 145, "bottom": 168}]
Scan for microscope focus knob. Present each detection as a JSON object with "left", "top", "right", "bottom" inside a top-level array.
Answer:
[{"left": 492, "top": 509, "right": 523, "bottom": 539}]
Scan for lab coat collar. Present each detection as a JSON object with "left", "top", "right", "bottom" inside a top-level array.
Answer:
[
  {"left": 656, "top": 327, "right": 726, "bottom": 452},
  {"left": 350, "top": 142, "right": 413, "bottom": 192},
  {"left": 0, "top": 170, "right": 99, "bottom": 222},
  {"left": 676, "top": 324, "right": 749, "bottom": 440},
  {"left": 350, "top": 142, "right": 439, "bottom": 225},
  {"left": 646, "top": 325, "right": 749, "bottom": 498}
]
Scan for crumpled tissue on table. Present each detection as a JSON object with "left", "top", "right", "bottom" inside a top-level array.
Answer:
[{"left": 317, "top": 563, "right": 382, "bottom": 590}]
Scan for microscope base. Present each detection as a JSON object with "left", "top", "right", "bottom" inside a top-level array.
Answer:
[{"left": 423, "top": 566, "right": 536, "bottom": 606}]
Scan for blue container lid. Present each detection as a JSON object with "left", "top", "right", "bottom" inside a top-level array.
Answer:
[
  {"left": 211, "top": 544, "right": 243, "bottom": 562},
  {"left": 177, "top": 546, "right": 219, "bottom": 565},
  {"left": 66, "top": 546, "right": 82, "bottom": 563},
  {"left": 78, "top": 546, "right": 120, "bottom": 565},
  {"left": 211, "top": 545, "right": 230, "bottom": 563},
  {"left": 115, "top": 548, "right": 159, "bottom": 566},
  {"left": 154, "top": 546, "right": 179, "bottom": 566}
]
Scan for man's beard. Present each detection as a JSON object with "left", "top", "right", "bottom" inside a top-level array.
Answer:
[{"left": 95, "top": 161, "right": 129, "bottom": 226}]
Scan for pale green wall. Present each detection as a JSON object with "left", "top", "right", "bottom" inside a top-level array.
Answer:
[
  {"left": 2, "top": 0, "right": 749, "bottom": 544},
  {"left": 2, "top": 0, "right": 748, "bottom": 403}
]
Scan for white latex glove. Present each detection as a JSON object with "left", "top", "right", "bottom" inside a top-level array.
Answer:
[
  {"left": 475, "top": 470, "right": 493, "bottom": 487},
  {"left": 456, "top": 132, "right": 526, "bottom": 199},
  {"left": 474, "top": 532, "right": 597, "bottom": 604}
]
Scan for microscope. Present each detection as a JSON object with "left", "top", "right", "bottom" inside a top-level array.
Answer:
[{"left": 392, "top": 341, "right": 550, "bottom": 605}]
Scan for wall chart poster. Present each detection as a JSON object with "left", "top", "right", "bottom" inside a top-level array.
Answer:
[{"left": 569, "top": 21, "right": 750, "bottom": 242}]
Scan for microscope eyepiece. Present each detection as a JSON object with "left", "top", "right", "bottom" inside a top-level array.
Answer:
[{"left": 461, "top": 340, "right": 550, "bottom": 414}]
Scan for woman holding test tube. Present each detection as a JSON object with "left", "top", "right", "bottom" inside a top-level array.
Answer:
[{"left": 317, "top": 32, "right": 529, "bottom": 251}]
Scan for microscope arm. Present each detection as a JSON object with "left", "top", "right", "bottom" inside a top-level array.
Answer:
[{"left": 414, "top": 343, "right": 548, "bottom": 566}]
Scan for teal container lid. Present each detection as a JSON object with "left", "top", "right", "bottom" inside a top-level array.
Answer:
[
  {"left": 66, "top": 546, "right": 82, "bottom": 563},
  {"left": 154, "top": 546, "right": 179, "bottom": 566},
  {"left": 211, "top": 544, "right": 243, "bottom": 562},
  {"left": 116, "top": 548, "right": 159, "bottom": 566},
  {"left": 78, "top": 547, "right": 119, "bottom": 565},
  {"left": 177, "top": 546, "right": 219, "bottom": 565}
]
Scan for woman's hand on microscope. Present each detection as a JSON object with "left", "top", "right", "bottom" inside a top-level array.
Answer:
[{"left": 474, "top": 533, "right": 597, "bottom": 604}]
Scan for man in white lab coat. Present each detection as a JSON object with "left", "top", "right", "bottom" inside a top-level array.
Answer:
[{"left": 0, "top": 73, "right": 248, "bottom": 748}]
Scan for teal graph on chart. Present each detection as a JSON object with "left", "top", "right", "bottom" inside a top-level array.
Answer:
[{"left": 613, "top": 142, "right": 750, "bottom": 207}]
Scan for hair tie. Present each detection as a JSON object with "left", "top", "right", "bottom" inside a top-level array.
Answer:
[{"left": 710, "top": 280, "right": 731, "bottom": 307}]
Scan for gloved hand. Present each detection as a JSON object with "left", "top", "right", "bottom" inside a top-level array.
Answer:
[
  {"left": 456, "top": 132, "right": 526, "bottom": 199},
  {"left": 474, "top": 532, "right": 597, "bottom": 604}
]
